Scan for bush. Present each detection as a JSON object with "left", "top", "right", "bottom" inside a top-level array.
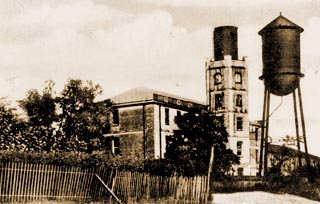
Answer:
[{"left": 0, "top": 150, "right": 146, "bottom": 170}]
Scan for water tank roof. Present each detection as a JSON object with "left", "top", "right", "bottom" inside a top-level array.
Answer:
[{"left": 258, "top": 14, "right": 304, "bottom": 35}]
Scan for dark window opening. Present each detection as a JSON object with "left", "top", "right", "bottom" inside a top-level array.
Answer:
[
  {"left": 237, "top": 141, "right": 243, "bottom": 156},
  {"left": 238, "top": 167, "right": 244, "bottom": 176},
  {"left": 113, "top": 109, "right": 119, "bottom": 125},
  {"left": 236, "top": 117, "right": 243, "bottom": 131},
  {"left": 165, "top": 108, "right": 170, "bottom": 125},
  {"left": 236, "top": 94, "right": 242, "bottom": 107},
  {"left": 177, "top": 111, "right": 181, "bottom": 118},
  {"left": 215, "top": 93, "right": 224, "bottom": 110}
]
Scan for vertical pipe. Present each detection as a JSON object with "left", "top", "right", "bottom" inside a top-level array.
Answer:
[
  {"left": 206, "top": 63, "right": 210, "bottom": 108},
  {"left": 293, "top": 90, "right": 302, "bottom": 167},
  {"left": 159, "top": 105, "right": 162, "bottom": 159},
  {"left": 142, "top": 105, "right": 146, "bottom": 159},
  {"left": 258, "top": 87, "right": 267, "bottom": 176},
  {"left": 298, "top": 85, "right": 311, "bottom": 169},
  {"left": 263, "top": 90, "right": 270, "bottom": 177}
]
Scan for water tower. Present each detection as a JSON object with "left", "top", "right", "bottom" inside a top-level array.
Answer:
[{"left": 258, "top": 14, "right": 310, "bottom": 176}]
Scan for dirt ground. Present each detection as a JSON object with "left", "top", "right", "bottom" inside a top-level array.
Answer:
[
  {"left": 212, "top": 191, "right": 320, "bottom": 204},
  {"left": 10, "top": 191, "right": 320, "bottom": 204}
]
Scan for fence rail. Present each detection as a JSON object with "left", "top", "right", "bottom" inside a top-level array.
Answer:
[{"left": 0, "top": 162, "right": 210, "bottom": 203}]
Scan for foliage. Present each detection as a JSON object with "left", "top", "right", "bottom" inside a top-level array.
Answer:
[
  {"left": 17, "top": 79, "right": 113, "bottom": 153},
  {"left": 165, "top": 111, "right": 239, "bottom": 177},
  {"left": 0, "top": 102, "right": 25, "bottom": 150},
  {"left": 56, "top": 79, "right": 112, "bottom": 153},
  {"left": 143, "top": 159, "right": 176, "bottom": 176},
  {"left": 19, "top": 80, "right": 57, "bottom": 152},
  {"left": 0, "top": 150, "right": 145, "bottom": 170}
]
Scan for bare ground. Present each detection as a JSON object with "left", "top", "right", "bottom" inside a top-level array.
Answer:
[
  {"left": 213, "top": 191, "right": 320, "bottom": 204},
  {"left": 6, "top": 191, "right": 320, "bottom": 204}
]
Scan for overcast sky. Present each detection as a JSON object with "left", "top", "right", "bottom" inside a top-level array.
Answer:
[{"left": 1, "top": 0, "right": 320, "bottom": 155}]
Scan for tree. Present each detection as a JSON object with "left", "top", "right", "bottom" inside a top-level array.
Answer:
[
  {"left": 165, "top": 111, "right": 239, "bottom": 177},
  {"left": 19, "top": 80, "right": 57, "bottom": 151},
  {"left": 0, "top": 102, "right": 25, "bottom": 150},
  {"left": 56, "top": 79, "right": 112, "bottom": 153}
]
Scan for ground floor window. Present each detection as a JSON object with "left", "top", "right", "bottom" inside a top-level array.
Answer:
[
  {"left": 106, "top": 136, "right": 120, "bottom": 155},
  {"left": 237, "top": 167, "right": 244, "bottom": 176}
]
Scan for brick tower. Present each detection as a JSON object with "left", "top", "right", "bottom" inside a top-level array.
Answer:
[{"left": 205, "top": 26, "right": 255, "bottom": 176}]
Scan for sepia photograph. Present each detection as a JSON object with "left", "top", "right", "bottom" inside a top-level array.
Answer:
[{"left": 0, "top": 0, "right": 320, "bottom": 203}]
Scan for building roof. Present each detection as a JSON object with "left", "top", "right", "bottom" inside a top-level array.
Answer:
[
  {"left": 110, "top": 86, "right": 206, "bottom": 109},
  {"left": 269, "top": 144, "right": 320, "bottom": 162}
]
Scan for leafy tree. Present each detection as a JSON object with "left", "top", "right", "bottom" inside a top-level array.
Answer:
[
  {"left": 56, "top": 79, "right": 112, "bottom": 153},
  {"left": 19, "top": 80, "right": 57, "bottom": 151},
  {"left": 0, "top": 102, "right": 25, "bottom": 150},
  {"left": 165, "top": 111, "right": 239, "bottom": 177}
]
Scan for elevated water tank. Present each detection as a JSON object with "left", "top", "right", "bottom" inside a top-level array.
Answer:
[
  {"left": 214, "top": 26, "right": 238, "bottom": 60},
  {"left": 258, "top": 15, "right": 304, "bottom": 96}
]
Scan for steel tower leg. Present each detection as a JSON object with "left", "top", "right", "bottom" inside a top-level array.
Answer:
[
  {"left": 263, "top": 90, "right": 271, "bottom": 177},
  {"left": 258, "top": 88, "right": 268, "bottom": 176},
  {"left": 298, "top": 85, "right": 311, "bottom": 170},
  {"left": 293, "top": 89, "right": 302, "bottom": 167}
]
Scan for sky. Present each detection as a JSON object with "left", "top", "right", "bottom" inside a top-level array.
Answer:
[{"left": 0, "top": 0, "right": 320, "bottom": 155}]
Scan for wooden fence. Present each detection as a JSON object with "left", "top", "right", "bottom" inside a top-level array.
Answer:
[
  {"left": 111, "top": 171, "right": 208, "bottom": 203},
  {"left": 0, "top": 162, "right": 209, "bottom": 203}
]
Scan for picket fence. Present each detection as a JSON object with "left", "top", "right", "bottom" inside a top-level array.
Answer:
[{"left": 0, "top": 162, "right": 209, "bottom": 203}]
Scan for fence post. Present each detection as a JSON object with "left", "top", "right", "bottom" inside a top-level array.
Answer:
[{"left": 206, "top": 146, "right": 214, "bottom": 203}]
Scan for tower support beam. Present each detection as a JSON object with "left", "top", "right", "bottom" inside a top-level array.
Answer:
[{"left": 293, "top": 89, "right": 302, "bottom": 167}]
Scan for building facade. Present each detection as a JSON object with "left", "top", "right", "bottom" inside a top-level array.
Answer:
[{"left": 104, "top": 87, "right": 206, "bottom": 159}]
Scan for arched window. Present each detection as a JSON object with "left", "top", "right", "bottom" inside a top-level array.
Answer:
[
  {"left": 214, "top": 73, "right": 222, "bottom": 85},
  {"left": 235, "top": 72, "right": 242, "bottom": 84}
]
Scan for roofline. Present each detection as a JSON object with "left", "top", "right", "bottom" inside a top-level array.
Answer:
[{"left": 113, "top": 98, "right": 207, "bottom": 111}]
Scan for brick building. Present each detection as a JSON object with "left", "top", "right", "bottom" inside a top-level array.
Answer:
[{"left": 104, "top": 87, "right": 206, "bottom": 159}]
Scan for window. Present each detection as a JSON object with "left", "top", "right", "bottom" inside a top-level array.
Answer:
[
  {"left": 215, "top": 93, "right": 224, "bottom": 110},
  {"left": 106, "top": 137, "right": 120, "bottom": 155},
  {"left": 236, "top": 94, "right": 242, "bottom": 107},
  {"left": 237, "top": 141, "right": 243, "bottom": 156},
  {"left": 214, "top": 73, "right": 222, "bottom": 85},
  {"left": 236, "top": 117, "right": 243, "bottom": 131},
  {"left": 237, "top": 167, "right": 244, "bottom": 176},
  {"left": 177, "top": 111, "right": 181, "bottom": 119},
  {"left": 165, "top": 108, "right": 170, "bottom": 125},
  {"left": 235, "top": 72, "right": 242, "bottom": 84},
  {"left": 113, "top": 109, "right": 119, "bottom": 125},
  {"left": 255, "top": 128, "right": 259, "bottom": 141}
]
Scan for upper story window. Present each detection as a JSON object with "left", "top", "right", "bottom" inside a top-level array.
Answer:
[
  {"left": 235, "top": 72, "right": 242, "bottom": 84},
  {"left": 236, "top": 117, "right": 243, "bottom": 131},
  {"left": 215, "top": 93, "right": 224, "bottom": 110},
  {"left": 214, "top": 73, "right": 222, "bottom": 85},
  {"left": 165, "top": 108, "right": 170, "bottom": 125},
  {"left": 113, "top": 109, "right": 119, "bottom": 125},
  {"left": 236, "top": 94, "right": 242, "bottom": 107}
]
